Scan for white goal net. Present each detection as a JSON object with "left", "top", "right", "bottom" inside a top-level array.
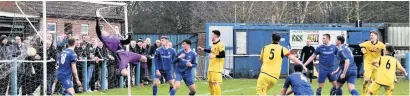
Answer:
[{"left": 0, "top": 1, "right": 131, "bottom": 95}]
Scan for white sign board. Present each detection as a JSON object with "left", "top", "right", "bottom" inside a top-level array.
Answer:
[
  {"left": 290, "top": 30, "right": 347, "bottom": 49},
  {"left": 236, "top": 32, "right": 247, "bottom": 54},
  {"left": 208, "top": 26, "right": 234, "bottom": 47}
]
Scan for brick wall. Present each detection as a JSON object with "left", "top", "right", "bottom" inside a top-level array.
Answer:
[
  {"left": 47, "top": 18, "right": 121, "bottom": 40},
  {"left": 197, "top": 32, "right": 206, "bottom": 56},
  {"left": 0, "top": 1, "right": 15, "bottom": 13}
]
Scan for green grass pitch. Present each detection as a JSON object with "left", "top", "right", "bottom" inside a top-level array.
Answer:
[{"left": 80, "top": 78, "right": 409, "bottom": 95}]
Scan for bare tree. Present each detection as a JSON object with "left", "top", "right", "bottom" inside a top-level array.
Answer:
[{"left": 126, "top": 1, "right": 409, "bottom": 33}]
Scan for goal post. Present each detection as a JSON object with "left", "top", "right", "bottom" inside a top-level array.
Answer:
[{"left": 1, "top": 1, "right": 130, "bottom": 95}]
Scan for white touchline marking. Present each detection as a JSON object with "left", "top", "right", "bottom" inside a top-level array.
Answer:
[{"left": 198, "top": 86, "right": 256, "bottom": 95}]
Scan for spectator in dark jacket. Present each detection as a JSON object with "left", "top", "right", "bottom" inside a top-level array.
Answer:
[
  {"left": 40, "top": 37, "right": 58, "bottom": 95},
  {"left": 12, "top": 36, "right": 24, "bottom": 58},
  {"left": 87, "top": 42, "right": 106, "bottom": 91},
  {"left": 151, "top": 40, "right": 161, "bottom": 55},
  {"left": 130, "top": 40, "right": 138, "bottom": 53},
  {"left": 0, "top": 35, "right": 10, "bottom": 95},
  {"left": 136, "top": 39, "right": 145, "bottom": 54},
  {"left": 350, "top": 42, "right": 364, "bottom": 78}
]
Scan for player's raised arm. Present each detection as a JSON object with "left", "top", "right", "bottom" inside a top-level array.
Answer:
[
  {"left": 172, "top": 51, "right": 182, "bottom": 64},
  {"left": 288, "top": 55, "right": 303, "bottom": 65},
  {"left": 171, "top": 48, "right": 180, "bottom": 66},
  {"left": 359, "top": 42, "right": 367, "bottom": 54},
  {"left": 303, "top": 53, "right": 317, "bottom": 66},
  {"left": 396, "top": 60, "right": 408, "bottom": 76},
  {"left": 95, "top": 19, "right": 104, "bottom": 42},
  {"left": 203, "top": 47, "right": 211, "bottom": 53}
]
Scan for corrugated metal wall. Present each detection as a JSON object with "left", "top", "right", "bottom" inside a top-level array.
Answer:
[
  {"left": 132, "top": 33, "right": 198, "bottom": 51},
  {"left": 387, "top": 27, "right": 410, "bottom": 55}
]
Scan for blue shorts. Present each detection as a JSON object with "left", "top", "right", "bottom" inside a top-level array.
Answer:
[
  {"left": 57, "top": 76, "right": 73, "bottom": 90},
  {"left": 318, "top": 70, "right": 337, "bottom": 83},
  {"left": 175, "top": 70, "right": 195, "bottom": 86},
  {"left": 156, "top": 70, "right": 174, "bottom": 81},
  {"left": 336, "top": 70, "right": 357, "bottom": 84}
]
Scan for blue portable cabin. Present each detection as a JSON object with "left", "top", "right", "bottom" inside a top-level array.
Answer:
[{"left": 205, "top": 23, "right": 378, "bottom": 78}]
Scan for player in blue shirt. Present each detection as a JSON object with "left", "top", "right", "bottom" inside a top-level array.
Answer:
[
  {"left": 331, "top": 36, "right": 359, "bottom": 95},
  {"left": 282, "top": 64, "right": 314, "bottom": 95},
  {"left": 303, "top": 34, "right": 338, "bottom": 95},
  {"left": 153, "top": 36, "right": 177, "bottom": 95},
  {"left": 56, "top": 38, "right": 82, "bottom": 95},
  {"left": 170, "top": 39, "right": 197, "bottom": 95}
]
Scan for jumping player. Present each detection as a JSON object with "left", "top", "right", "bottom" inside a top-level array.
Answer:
[
  {"left": 256, "top": 33, "right": 305, "bottom": 95},
  {"left": 367, "top": 46, "right": 407, "bottom": 95},
  {"left": 56, "top": 38, "right": 82, "bottom": 95},
  {"left": 95, "top": 19, "right": 148, "bottom": 78},
  {"left": 303, "top": 34, "right": 338, "bottom": 95},
  {"left": 359, "top": 31, "right": 386, "bottom": 95},
  {"left": 282, "top": 64, "right": 314, "bottom": 95},
  {"left": 170, "top": 39, "right": 197, "bottom": 95},
  {"left": 153, "top": 36, "right": 177, "bottom": 95},
  {"left": 331, "top": 36, "right": 359, "bottom": 95}
]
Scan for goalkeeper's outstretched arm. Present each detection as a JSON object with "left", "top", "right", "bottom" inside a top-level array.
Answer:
[{"left": 95, "top": 19, "right": 104, "bottom": 43}]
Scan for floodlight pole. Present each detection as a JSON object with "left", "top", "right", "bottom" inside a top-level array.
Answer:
[{"left": 42, "top": 1, "right": 47, "bottom": 95}]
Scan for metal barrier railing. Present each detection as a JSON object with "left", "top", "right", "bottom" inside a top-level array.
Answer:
[
  {"left": 77, "top": 58, "right": 107, "bottom": 92},
  {"left": 1, "top": 54, "right": 213, "bottom": 95},
  {"left": 0, "top": 60, "right": 55, "bottom": 95}
]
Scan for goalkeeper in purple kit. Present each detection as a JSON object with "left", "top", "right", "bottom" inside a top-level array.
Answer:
[{"left": 95, "top": 19, "right": 149, "bottom": 78}]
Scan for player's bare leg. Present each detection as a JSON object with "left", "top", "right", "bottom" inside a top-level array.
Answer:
[
  {"left": 67, "top": 88, "right": 75, "bottom": 95},
  {"left": 316, "top": 80, "right": 337, "bottom": 95},
  {"left": 347, "top": 83, "right": 359, "bottom": 95},
  {"left": 121, "top": 68, "right": 129, "bottom": 77},
  {"left": 188, "top": 84, "right": 197, "bottom": 95},
  {"left": 173, "top": 81, "right": 182, "bottom": 92},
  {"left": 329, "top": 81, "right": 338, "bottom": 95},
  {"left": 168, "top": 79, "right": 175, "bottom": 92},
  {"left": 317, "top": 83, "right": 325, "bottom": 95}
]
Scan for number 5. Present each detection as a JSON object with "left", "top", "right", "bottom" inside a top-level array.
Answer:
[{"left": 269, "top": 49, "right": 275, "bottom": 60}]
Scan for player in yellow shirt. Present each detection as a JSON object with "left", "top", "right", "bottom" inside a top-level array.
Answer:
[
  {"left": 198, "top": 30, "right": 225, "bottom": 95},
  {"left": 366, "top": 46, "right": 407, "bottom": 95},
  {"left": 256, "top": 33, "right": 306, "bottom": 95},
  {"left": 359, "top": 31, "right": 386, "bottom": 95}
]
